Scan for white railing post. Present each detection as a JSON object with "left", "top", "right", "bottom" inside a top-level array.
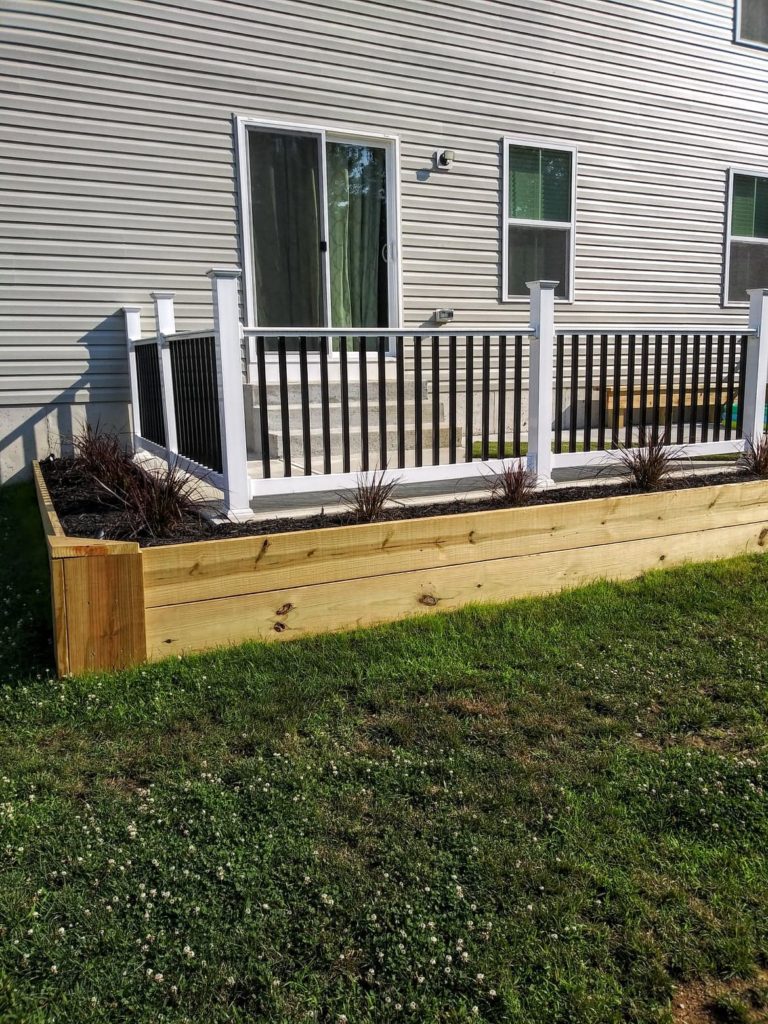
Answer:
[
  {"left": 743, "top": 288, "right": 768, "bottom": 444},
  {"left": 526, "top": 280, "right": 558, "bottom": 484},
  {"left": 151, "top": 291, "right": 178, "bottom": 458},
  {"left": 207, "top": 268, "right": 251, "bottom": 518},
  {"left": 123, "top": 305, "right": 143, "bottom": 443}
]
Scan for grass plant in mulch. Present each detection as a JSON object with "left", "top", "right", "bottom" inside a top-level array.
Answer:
[{"left": 1, "top": 482, "right": 767, "bottom": 1022}]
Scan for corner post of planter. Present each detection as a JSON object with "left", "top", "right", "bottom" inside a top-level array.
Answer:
[
  {"left": 208, "top": 268, "right": 251, "bottom": 518},
  {"left": 527, "top": 280, "right": 557, "bottom": 485},
  {"left": 743, "top": 288, "right": 768, "bottom": 446},
  {"left": 151, "top": 291, "right": 179, "bottom": 459},
  {"left": 123, "top": 305, "right": 143, "bottom": 443}
]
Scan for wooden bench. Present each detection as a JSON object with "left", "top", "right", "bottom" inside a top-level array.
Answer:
[{"left": 603, "top": 386, "right": 730, "bottom": 431}]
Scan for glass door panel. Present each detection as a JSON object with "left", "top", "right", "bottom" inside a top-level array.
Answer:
[
  {"left": 327, "top": 141, "right": 389, "bottom": 351},
  {"left": 248, "top": 130, "right": 324, "bottom": 341}
]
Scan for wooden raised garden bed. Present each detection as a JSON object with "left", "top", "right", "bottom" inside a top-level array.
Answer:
[{"left": 34, "top": 460, "right": 768, "bottom": 676}]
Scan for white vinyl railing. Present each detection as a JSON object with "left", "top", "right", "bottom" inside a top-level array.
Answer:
[{"left": 125, "top": 271, "right": 768, "bottom": 514}]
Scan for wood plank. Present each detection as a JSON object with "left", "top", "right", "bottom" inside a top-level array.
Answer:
[
  {"left": 142, "top": 480, "right": 768, "bottom": 607},
  {"left": 144, "top": 520, "right": 768, "bottom": 659},
  {"left": 63, "top": 551, "right": 147, "bottom": 673},
  {"left": 49, "top": 557, "right": 70, "bottom": 676},
  {"left": 32, "top": 460, "right": 64, "bottom": 539}
]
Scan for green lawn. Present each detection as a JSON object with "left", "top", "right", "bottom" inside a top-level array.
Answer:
[{"left": 1, "top": 485, "right": 767, "bottom": 1023}]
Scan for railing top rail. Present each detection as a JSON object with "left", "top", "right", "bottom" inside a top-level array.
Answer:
[
  {"left": 555, "top": 326, "right": 757, "bottom": 336},
  {"left": 163, "top": 329, "right": 217, "bottom": 341},
  {"left": 242, "top": 326, "right": 536, "bottom": 337},
  {"left": 131, "top": 334, "right": 160, "bottom": 346}
]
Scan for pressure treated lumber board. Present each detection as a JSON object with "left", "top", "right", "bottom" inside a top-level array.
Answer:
[
  {"left": 141, "top": 480, "right": 768, "bottom": 608},
  {"left": 144, "top": 520, "right": 768, "bottom": 658},
  {"left": 33, "top": 461, "right": 147, "bottom": 674},
  {"left": 33, "top": 461, "right": 64, "bottom": 539},
  {"left": 61, "top": 551, "right": 146, "bottom": 673}
]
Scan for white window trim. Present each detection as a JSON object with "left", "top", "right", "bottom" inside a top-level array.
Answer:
[
  {"left": 233, "top": 114, "right": 404, "bottom": 333},
  {"left": 500, "top": 135, "right": 578, "bottom": 305},
  {"left": 723, "top": 164, "right": 768, "bottom": 307},
  {"left": 734, "top": 0, "right": 768, "bottom": 51}
]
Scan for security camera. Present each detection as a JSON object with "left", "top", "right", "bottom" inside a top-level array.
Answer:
[{"left": 436, "top": 149, "right": 455, "bottom": 168}]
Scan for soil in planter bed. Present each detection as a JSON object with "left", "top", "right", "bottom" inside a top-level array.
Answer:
[{"left": 41, "top": 456, "right": 756, "bottom": 548}]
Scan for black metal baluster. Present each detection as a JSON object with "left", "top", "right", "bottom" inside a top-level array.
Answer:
[
  {"left": 689, "top": 334, "right": 700, "bottom": 445},
  {"left": 713, "top": 334, "right": 725, "bottom": 441},
  {"left": 736, "top": 335, "right": 748, "bottom": 440},
  {"left": 584, "top": 334, "right": 593, "bottom": 452},
  {"left": 611, "top": 334, "right": 622, "bottom": 449},
  {"left": 497, "top": 334, "right": 507, "bottom": 459},
  {"left": 277, "top": 336, "right": 291, "bottom": 476},
  {"left": 255, "top": 336, "right": 270, "bottom": 479},
  {"left": 319, "top": 335, "right": 331, "bottom": 474},
  {"left": 652, "top": 334, "right": 662, "bottom": 438},
  {"left": 299, "top": 336, "right": 311, "bottom": 475},
  {"left": 358, "top": 337, "right": 369, "bottom": 471},
  {"left": 664, "top": 335, "right": 675, "bottom": 439},
  {"left": 378, "top": 335, "right": 388, "bottom": 469},
  {"left": 414, "top": 335, "right": 422, "bottom": 468},
  {"left": 554, "top": 333, "right": 564, "bottom": 454},
  {"left": 676, "top": 335, "right": 688, "bottom": 445},
  {"left": 432, "top": 334, "right": 441, "bottom": 465},
  {"left": 513, "top": 334, "right": 522, "bottom": 458},
  {"left": 639, "top": 333, "right": 649, "bottom": 436},
  {"left": 624, "top": 333, "right": 635, "bottom": 448},
  {"left": 724, "top": 333, "right": 737, "bottom": 441},
  {"left": 340, "top": 337, "right": 351, "bottom": 474},
  {"left": 569, "top": 333, "right": 579, "bottom": 454},
  {"left": 702, "top": 334, "right": 713, "bottom": 442},
  {"left": 396, "top": 336, "right": 405, "bottom": 469},
  {"left": 481, "top": 334, "right": 490, "bottom": 460},
  {"left": 448, "top": 335, "right": 457, "bottom": 464},
  {"left": 597, "top": 334, "right": 608, "bottom": 451},
  {"left": 465, "top": 335, "right": 474, "bottom": 463}
]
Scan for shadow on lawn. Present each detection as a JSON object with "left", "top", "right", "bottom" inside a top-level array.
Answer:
[{"left": 0, "top": 482, "right": 55, "bottom": 682}]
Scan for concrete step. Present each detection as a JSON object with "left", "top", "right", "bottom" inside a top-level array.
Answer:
[
  {"left": 246, "top": 379, "right": 428, "bottom": 404},
  {"left": 259, "top": 423, "right": 461, "bottom": 459},
  {"left": 256, "top": 399, "right": 447, "bottom": 431}
]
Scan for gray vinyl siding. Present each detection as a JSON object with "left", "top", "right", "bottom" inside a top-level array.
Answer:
[{"left": 1, "top": 0, "right": 768, "bottom": 409}]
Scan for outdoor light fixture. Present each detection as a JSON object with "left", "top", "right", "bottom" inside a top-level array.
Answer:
[
  {"left": 436, "top": 149, "right": 455, "bottom": 168},
  {"left": 433, "top": 308, "right": 454, "bottom": 325}
]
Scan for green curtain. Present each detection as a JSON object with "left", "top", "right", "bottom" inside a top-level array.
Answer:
[
  {"left": 249, "top": 131, "right": 323, "bottom": 328},
  {"left": 327, "top": 142, "right": 387, "bottom": 328}
]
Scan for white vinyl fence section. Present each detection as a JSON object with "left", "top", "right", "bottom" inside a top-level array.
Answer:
[{"left": 124, "top": 273, "right": 768, "bottom": 514}]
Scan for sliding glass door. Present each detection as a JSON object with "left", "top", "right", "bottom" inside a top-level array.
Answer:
[{"left": 246, "top": 125, "right": 396, "bottom": 349}]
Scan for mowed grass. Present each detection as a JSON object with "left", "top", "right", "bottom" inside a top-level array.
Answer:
[{"left": 1, "top": 485, "right": 767, "bottom": 1023}]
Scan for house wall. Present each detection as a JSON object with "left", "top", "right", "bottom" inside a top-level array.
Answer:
[{"left": 2, "top": 0, "right": 768, "bottom": 480}]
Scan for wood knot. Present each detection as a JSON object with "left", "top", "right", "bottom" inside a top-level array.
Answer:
[
  {"left": 273, "top": 621, "right": 287, "bottom": 632},
  {"left": 419, "top": 594, "right": 439, "bottom": 606},
  {"left": 759, "top": 527, "right": 768, "bottom": 547},
  {"left": 275, "top": 603, "right": 293, "bottom": 616}
]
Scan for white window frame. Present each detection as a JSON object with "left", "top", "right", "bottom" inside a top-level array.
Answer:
[
  {"left": 723, "top": 165, "right": 768, "bottom": 307},
  {"left": 500, "top": 135, "right": 578, "bottom": 304},
  {"left": 233, "top": 114, "right": 403, "bottom": 335},
  {"left": 734, "top": 0, "right": 768, "bottom": 51}
]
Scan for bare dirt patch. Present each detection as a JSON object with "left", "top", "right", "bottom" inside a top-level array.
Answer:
[{"left": 672, "top": 969, "right": 768, "bottom": 1023}]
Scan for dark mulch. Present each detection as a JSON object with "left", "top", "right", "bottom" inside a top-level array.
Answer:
[{"left": 41, "top": 455, "right": 755, "bottom": 548}]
